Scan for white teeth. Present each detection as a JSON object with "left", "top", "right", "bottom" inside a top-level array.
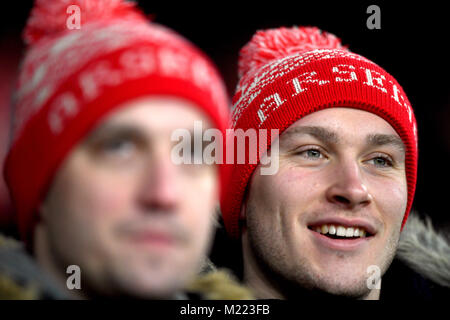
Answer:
[
  {"left": 312, "top": 224, "right": 369, "bottom": 238},
  {"left": 336, "top": 226, "right": 346, "bottom": 236},
  {"left": 346, "top": 227, "right": 354, "bottom": 237},
  {"left": 328, "top": 225, "right": 336, "bottom": 235}
]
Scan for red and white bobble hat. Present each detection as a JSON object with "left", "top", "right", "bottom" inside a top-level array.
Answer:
[
  {"left": 221, "top": 26, "right": 418, "bottom": 238},
  {"left": 4, "top": 0, "right": 230, "bottom": 242}
]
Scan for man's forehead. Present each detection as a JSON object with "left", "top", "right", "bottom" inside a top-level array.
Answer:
[
  {"left": 95, "top": 96, "right": 212, "bottom": 130},
  {"left": 283, "top": 125, "right": 339, "bottom": 143},
  {"left": 84, "top": 108, "right": 214, "bottom": 144}
]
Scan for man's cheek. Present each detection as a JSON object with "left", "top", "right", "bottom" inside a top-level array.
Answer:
[
  {"left": 185, "top": 174, "right": 218, "bottom": 216},
  {"left": 373, "top": 179, "right": 407, "bottom": 224},
  {"left": 80, "top": 177, "right": 131, "bottom": 218},
  {"left": 185, "top": 195, "right": 213, "bottom": 235},
  {"left": 272, "top": 170, "right": 316, "bottom": 211},
  {"left": 62, "top": 180, "right": 131, "bottom": 252},
  {"left": 185, "top": 187, "right": 216, "bottom": 247}
]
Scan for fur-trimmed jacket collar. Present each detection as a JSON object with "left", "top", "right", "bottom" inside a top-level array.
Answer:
[
  {"left": 381, "top": 213, "right": 449, "bottom": 300},
  {"left": 396, "top": 213, "right": 450, "bottom": 288}
]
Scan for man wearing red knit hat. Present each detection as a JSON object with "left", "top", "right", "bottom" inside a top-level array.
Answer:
[
  {"left": 220, "top": 26, "right": 425, "bottom": 300},
  {"left": 0, "top": 0, "right": 253, "bottom": 299}
]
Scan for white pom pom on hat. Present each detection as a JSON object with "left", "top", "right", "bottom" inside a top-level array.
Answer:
[
  {"left": 238, "top": 26, "right": 348, "bottom": 78},
  {"left": 24, "top": 0, "right": 146, "bottom": 45}
]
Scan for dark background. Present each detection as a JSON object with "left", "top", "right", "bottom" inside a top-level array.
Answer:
[{"left": 1, "top": 1, "right": 449, "bottom": 253}]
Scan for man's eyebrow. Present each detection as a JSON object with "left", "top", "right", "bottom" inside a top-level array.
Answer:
[
  {"left": 83, "top": 123, "right": 147, "bottom": 144},
  {"left": 282, "top": 126, "right": 339, "bottom": 144},
  {"left": 365, "top": 134, "right": 405, "bottom": 153},
  {"left": 281, "top": 126, "right": 405, "bottom": 153}
]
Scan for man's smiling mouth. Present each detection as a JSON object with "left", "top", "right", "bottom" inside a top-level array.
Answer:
[
  {"left": 306, "top": 225, "right": 374, "bottom": 251},
  {"left": 308, "top": 224, "right": 374, "bottom": 239}
]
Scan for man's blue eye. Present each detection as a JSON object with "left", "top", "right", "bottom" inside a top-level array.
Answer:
[
  {"left": 302, "top": 149, "right": 322, "bottom": 159},
  {"left": 101, "top": 139, "right": 135, "bottom": 156},
  {"left": 370, "top": 156, "right": 392, "bottom": 167},
  {"left": 104, "top": 139, "right": 128, "bottom": 150}
]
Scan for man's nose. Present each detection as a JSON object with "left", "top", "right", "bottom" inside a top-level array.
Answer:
[
  {"left": 325, "top": 160, "right": 372, "bottom": 210},
  {"left": 138, "top": 152, "right": 180, "bottom": 212}
]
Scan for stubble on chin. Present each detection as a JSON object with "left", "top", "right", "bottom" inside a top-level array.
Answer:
[{"left": 244, "top": 204, "right": 402, "bottom": 299}]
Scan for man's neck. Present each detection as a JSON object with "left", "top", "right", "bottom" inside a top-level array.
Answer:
[{"left": 243, "top": 262, "right": 285, "bottom": 299}]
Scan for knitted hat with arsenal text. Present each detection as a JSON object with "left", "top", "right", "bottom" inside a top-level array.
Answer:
[
  {"left": 4, "top": 0, "right": 230, "bottom": 243},
  {"left": 221, "top": 26, "right": 418, "bottom": 238}
]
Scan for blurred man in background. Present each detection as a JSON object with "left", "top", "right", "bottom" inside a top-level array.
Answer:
[{"left": 0, "top": 0, "right": 250, "bottom": 300}]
